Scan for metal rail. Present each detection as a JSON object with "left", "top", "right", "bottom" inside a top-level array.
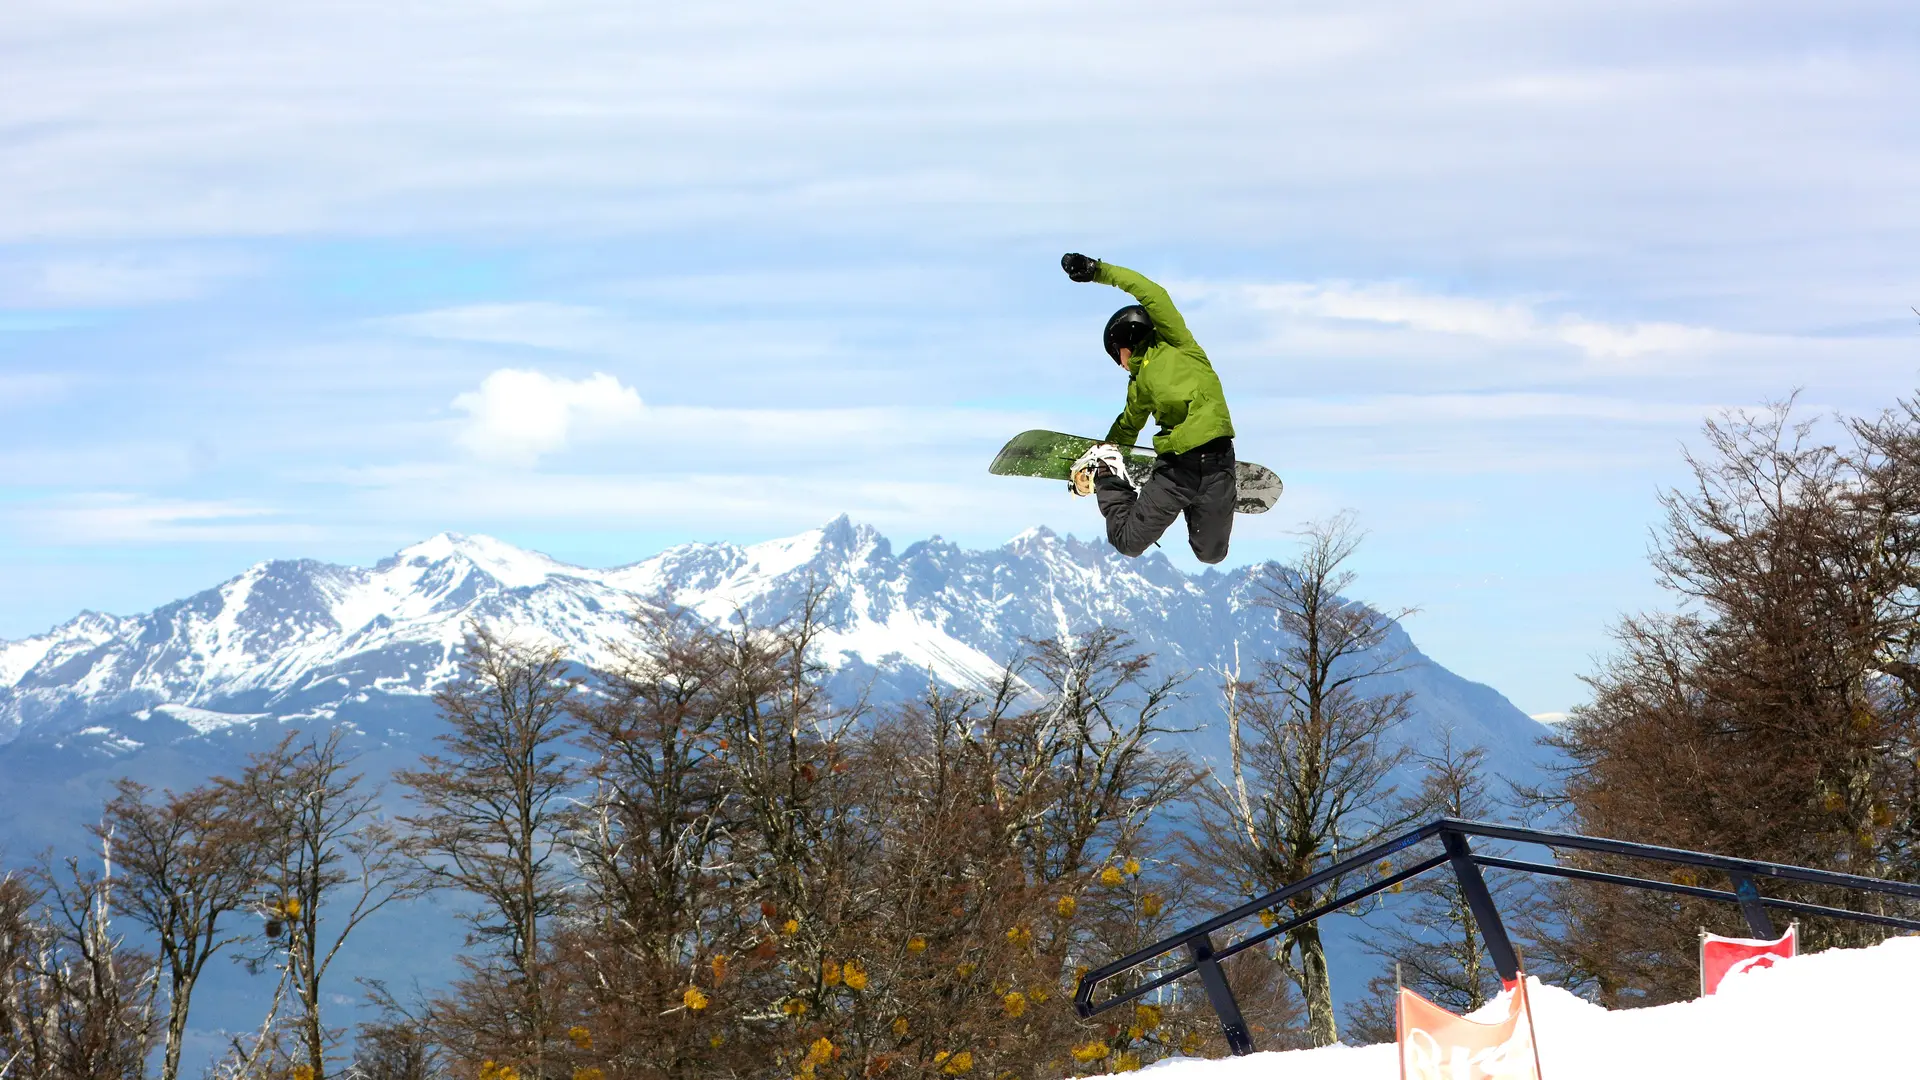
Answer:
[{"left": 1073, "top": 817, "right": 1920, "bottom": 1055}]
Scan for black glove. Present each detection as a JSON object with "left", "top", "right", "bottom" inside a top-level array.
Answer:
[{"left": 1061, "top": 252, "right": 1100, "bottom": 283}]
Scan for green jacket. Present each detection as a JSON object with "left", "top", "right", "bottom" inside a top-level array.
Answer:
[{"left": 1097, "top": 262, "right": 1235, "bottom": 456}]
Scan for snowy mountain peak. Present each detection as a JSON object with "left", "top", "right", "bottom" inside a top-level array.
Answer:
[
  {"left": 386, "top": 532, "right": 574, "bottom": 588},
  {"left": 1006, "top": 525, "right": 1059, "bottom": 551},
  {"left": 0, "top": 520, "right": 1549, "bottom": 790}
]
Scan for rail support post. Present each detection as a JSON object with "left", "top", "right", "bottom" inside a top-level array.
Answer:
[
  {"left": 1728, "top": 873, "right": 1776, "bottom": 938},
  {"left": 1187, "top": 933, "right": 1255, "bottom": 1056},
  {"left": 1442, "top": 829, "right": 1521, "bottom": 983}
]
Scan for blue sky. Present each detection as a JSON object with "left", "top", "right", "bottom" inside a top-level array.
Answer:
[{"left": 2, "top": 0, "right": 1917, "bottom": 717}]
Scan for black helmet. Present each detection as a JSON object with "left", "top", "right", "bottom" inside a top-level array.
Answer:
[{"left": 1104, "top": 305, "right": 1154, "bottom": 363}]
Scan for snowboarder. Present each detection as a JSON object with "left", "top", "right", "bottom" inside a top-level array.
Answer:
[{"left": 1060, "top": 253, "right": 1237, "bottom": 564}]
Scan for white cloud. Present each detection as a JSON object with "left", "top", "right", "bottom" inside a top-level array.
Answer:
[
  {"left": 308, "top": 460, "right": 1061, "bottom": 541},
  {"left": 0, "top": 374, "right": 72, "bottom": 410},
  {"left": 1237, "top": 282, "right": 1733, "bottom": 361},
  {"left": 383, "top": 303, "right": 634, "bottom": 353},
  {"left": 1264, "top": 392, "right": 1721, "bottom": 427},
  {"left": 0, "top": 252, "right": 255, "bottom": 308},
  {"left": 451, "top": 368, "right": 644, "bottom": 465},
  {"left": 15, "top": 494, "right": 315, "bottom": 544},
  {"left": 0, "top": 0, "right": 1913, "bottom": 320}
]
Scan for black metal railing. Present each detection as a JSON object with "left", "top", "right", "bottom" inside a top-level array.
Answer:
[{"left": 1072, "top": 817, "right": 1920, "bottom": 1055}]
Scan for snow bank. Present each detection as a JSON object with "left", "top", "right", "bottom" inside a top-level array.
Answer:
[{"left": 1141, "top": 935, "right": 1920, "bottom": 1079}]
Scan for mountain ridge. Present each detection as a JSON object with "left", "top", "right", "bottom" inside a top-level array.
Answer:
[{"left": 0, "top": 516, "right": 1548, "bottom": 779}]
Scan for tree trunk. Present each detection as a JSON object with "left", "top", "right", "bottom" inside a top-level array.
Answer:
[
  {"left": 302, "top": 960, "right": 325, "bottom": 1080},
  {"left": 1458, "top": 891, "right": 1487, "bottom": 1011},
  {"left": 1291, "top": 924, "right": 1338, "bottom": 1047},
  {"left": 162, "top": 973, "right": 194, "bottom": 1080}
]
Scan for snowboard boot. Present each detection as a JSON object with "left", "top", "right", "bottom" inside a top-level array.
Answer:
[{"left": 1069, "top": 444, "right": 1132, "bottom": 497}]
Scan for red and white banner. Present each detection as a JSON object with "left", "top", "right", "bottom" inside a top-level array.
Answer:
[
  {"left": 1699, "top": 924, "right": 1795, "bottom": 996},
  {"left": 1397, "top": 977, "right": 1544, "bottom": 1080}
]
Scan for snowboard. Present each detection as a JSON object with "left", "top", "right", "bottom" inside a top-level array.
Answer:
[{"left": 989, "top": 429, "right": 1283, "bottom": 514}]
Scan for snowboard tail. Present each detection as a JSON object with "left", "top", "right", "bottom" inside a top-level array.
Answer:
[{"left": 988, "top": 430, "right": 1282, "bottom": 514}]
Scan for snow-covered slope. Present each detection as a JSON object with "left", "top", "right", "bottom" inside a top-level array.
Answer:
[
  {"left": 1147, "top": 936, "right": 1920, "bottom": 1079},
  {"left": 0, "top": 516, "right": 1548, "bottom": 777}
]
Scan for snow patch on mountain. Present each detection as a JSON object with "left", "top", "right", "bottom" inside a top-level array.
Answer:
[
  {"left": 394, "top": 532, "right": 587, "bottom": 588},
  {"left": 138, "top": 703, "right": 271, "bottom": 734},
  {"left": 0, "top": 516, "right": 1552, "bottom": 788},
  {"left": 0, "top": 611, "right": 127, "bottom": 687}
]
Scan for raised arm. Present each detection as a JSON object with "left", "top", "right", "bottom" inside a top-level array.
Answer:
[{"left": 1094, "top": 262, "right": 1195, "bottom": 350}]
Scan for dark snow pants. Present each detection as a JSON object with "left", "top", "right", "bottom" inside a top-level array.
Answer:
[{"left": 1094, "top": 436, "right": 1236, "bottom": 564}]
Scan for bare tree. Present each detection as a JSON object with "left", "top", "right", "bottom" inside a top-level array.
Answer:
[
  {"left": 1010, "top": 630, "right": 1198, "bottom": 886},
  {"left": 556, "top": 602, "right": 752, "bottom": 1076},
  {"left": 3, "top": 838, "right": 159, "bottom": 1080},
  {"left": 1346, "top": 734, "right": 1537, "bottom": 1042},
  {"left": 1544, "top": 400, "right": 1920, "bottom": 1004},
  {"left": 540, "top": 599, "right": 1212, "bottom": 1079},
  {"left": 396, "top": 626, "right": 579, "bottom": 1077},
  {"left": 97, "top": 780, "right": 263, "bottom": 1080},
  {"left": 228, "top": 729, "right": 422, "bottom": 1080},
  {"left": 347, "top": 1007, "right": 444, "bottom": 1080},
  {"left": 1191, "top": 514, "right": 1423, "bottom": 1046},
  {"left": 856, "top": 631, "right": 1204, "bottom": 1075}
]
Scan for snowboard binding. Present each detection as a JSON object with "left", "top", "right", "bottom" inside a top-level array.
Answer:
[{"left": 1068, "top": 444, "right": 1132, "bottom": 497}]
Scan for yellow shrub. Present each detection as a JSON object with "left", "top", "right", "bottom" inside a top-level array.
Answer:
[{"left": 1070, "top": 1041, "right": 1109, "bottom": 1063}]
